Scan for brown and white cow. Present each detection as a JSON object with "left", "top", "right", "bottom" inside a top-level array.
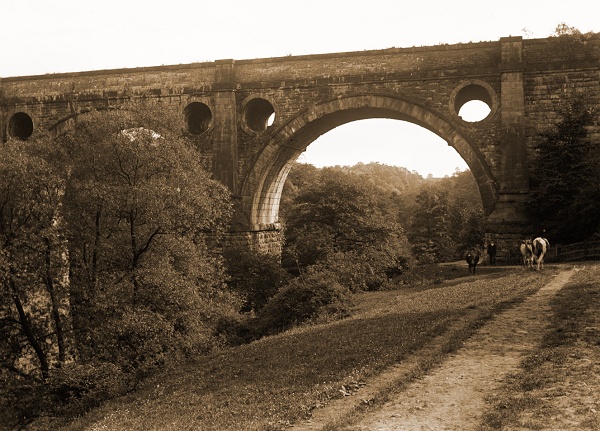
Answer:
[
  {"left": 520, "top": 239, "right": 534, "bottom": 269},
  {"left": 532, "top": 237, "right": 550, "bottom": 270}
]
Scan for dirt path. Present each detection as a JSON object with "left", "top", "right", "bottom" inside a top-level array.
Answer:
[{"left": 294, "top": 268, "right": 575, "bottom": 431}]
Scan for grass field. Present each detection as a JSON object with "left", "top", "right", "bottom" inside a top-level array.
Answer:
[{"left": 36, "top": 267, "right": 559, "bottom": 431}]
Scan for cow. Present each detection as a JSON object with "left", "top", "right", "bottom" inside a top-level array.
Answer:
[
  {"left": 465, "top": 249, "right": 480, "bottom": 274},
  {"left": 520, "top": 239, "right": 534, "bottom": 269},
  {"left": 532, "top": 237, "right": 550, "bottom": 270}
]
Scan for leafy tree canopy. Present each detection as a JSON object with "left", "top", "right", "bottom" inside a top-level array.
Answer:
[
  {"left": 282, "top": 166, "right": 415, "bottom": 290},
  {"left": 527, "top": 96, "right": 599, "bottom": 243}
]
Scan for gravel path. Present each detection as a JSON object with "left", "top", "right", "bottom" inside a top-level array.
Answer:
[{"left": 296, "top": 268, "right": 575, "bottom": 431}]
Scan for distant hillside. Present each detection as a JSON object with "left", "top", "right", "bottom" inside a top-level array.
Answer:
[
  {"left": 284, "top": 162, "right": 480, "bottom": 209},
  {"left": 337, "top": 162, "right": 425, "bottom": 194}
]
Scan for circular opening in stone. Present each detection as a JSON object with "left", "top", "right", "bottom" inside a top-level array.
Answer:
[
  {"left": 184, "top": 102, "right": 212, "bottom": 135},
  {"left": 8, "top": 112, "right": 34, "bottom": 140},
  {"left": 244, "top": 98, "right": 275, "bottom": 132},
  {"left": 454, "top": 84, "right": 493, "bottom": 122},
  {"left": 458, "top": 100, "right": 491, "bottom": 122}
]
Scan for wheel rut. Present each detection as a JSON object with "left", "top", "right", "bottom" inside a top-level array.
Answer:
[{"left": 294, "top": 268, "right": 575, "bottom": 431}]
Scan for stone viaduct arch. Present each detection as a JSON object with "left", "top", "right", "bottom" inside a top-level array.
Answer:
[
  {"left": 243, "top": 94, "right": 497, "bottom": 229},
  {"left": 2, "top": 34, "right": 599, "bottom": 256}
]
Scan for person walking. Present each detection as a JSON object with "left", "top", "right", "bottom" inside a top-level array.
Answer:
[{"left": 487, "top": 241, "right": 497, "bottom": 266}]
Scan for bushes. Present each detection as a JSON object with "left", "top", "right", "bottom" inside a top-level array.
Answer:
[
  {"left": 45, "top": 362, "right": 130, "bottom": 417},
  {"left": 214, "top": 314, "right": 254, "bottom": 346},
  {"left": 0, "top": 362, "right": 129, "bottom": 428},
  {"left": 90, "top": 307, "right": 178, "bottom": 376},
  {"left": 223, "top": 246, "right": 290, "bottom": 313},
  {"left": 320, "top": 245, "right": 414, "bottom": 292},
  {"left": 256, "top": 270, "right": 353, "bottom": 336},
  {"left": 216, "top": 269, "right": 353, "bottom": 344}
]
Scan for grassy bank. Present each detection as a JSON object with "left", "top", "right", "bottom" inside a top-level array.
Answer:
[
  {"left": 38, "top": 269, "right": 556, "bottom": 431},
  {"left": 482, "top": 263, "right": 600, "bottom": 430}
]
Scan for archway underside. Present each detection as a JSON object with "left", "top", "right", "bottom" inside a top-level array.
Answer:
[{"left": 242, "top": 95, "right": 497, "bottom": 231}]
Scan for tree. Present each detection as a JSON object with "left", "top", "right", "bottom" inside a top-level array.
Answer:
[
  {"left": 279, "top": 163, "right": 321, "bottom": 219},
  {"left": 1, "top": 105, "right": 239, "bottom": 425},
  {"left": 527, "top": 96, "right": 599, "bottom": 243},
  {"left": 0, "top": 137, "right": 73, "bottom": 382},
  {"left": 443, "top": 171, "right": 485, "bottom": 257},
  {"left": 56, "top": 106, "right": 236, "bottom": 370},
  {"left": 282, "top": 167, "right": 413, "bottom": 290},
  {"left": 408, "top": 186, "right": 456, "bottom": 262},
  {"left": 552, "top": 23, "right": 595, "bottom": 45},
  {"left": 222, "top": 246, "right": 290, "bottom": 313}
]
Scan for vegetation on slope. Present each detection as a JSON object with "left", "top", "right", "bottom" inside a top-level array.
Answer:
[{"left": 44, "top": 269, "right": 554, "bottom": 431}]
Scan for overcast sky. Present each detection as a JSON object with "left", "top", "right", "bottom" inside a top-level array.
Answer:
[{"left": 3, "top": 0, "right": 598, "bottom": 176}]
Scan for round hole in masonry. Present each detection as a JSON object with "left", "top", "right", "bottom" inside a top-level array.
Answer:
[
  {"left": 184, "top": 102, "right": 212, "bottom": 135},
  {"left": 244, "top": 98, "right": 275, "bottom": 132},
  {"left": 454, "top": 84, "right": 493, "bottom": 123},
  {"left": 8, "top": 112, "right": 34, "bottom": 140}
]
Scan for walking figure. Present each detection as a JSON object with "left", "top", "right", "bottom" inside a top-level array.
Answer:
[{"left": 487, "top": 241, "right": 497, "bottom": 266}]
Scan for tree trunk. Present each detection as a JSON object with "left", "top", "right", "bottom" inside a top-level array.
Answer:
[
  {"left": 43, "top": 237, "right": 67, "bottom": 366},
  {"left": 11, "top": 285, "right": 49, "bottom": 380}
]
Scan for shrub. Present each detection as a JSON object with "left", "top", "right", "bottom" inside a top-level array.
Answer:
[
  {"left": 46, "top": 362, "right": 130, "bottom": 417},
  {"left": 214, "top": 314, "right": 258, "bottom": 346},
  {"left": 0, "top": 362, "right": 129, "bottom": 428},
  {"left": 317, "top": 246, "right": 414, "bottom": 292},
  {"left": 256, "top": 271, "right": 352, "bottom": 336},
  {"left": 223, "top": 246, "right": 291, "bottom": 312},
  {"left": 88, "top": 307, "right": 179, "bottom": 377},
  {"left": 0, "top": 376, "right": 46, "bottom": 430}
]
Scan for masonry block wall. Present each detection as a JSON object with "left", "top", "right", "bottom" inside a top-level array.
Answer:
[{"left": 2, "top": 34, "right": 599, "bottom": 254}]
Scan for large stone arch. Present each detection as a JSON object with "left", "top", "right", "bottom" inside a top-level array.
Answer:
[{"left": 239, "top": 94, "right": 498, "bottom": 231}]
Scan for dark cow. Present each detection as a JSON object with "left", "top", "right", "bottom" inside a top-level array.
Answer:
[
  {"left": 465, "top": 249, "right": 480, "bottom": 274},
  {"left": 532, "top": 237, "right": 550, "bottom": 270}
]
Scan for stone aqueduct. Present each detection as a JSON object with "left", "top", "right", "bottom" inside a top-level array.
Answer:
[{"left": 1, "top": 35, "right": 599, "bottom": 256}]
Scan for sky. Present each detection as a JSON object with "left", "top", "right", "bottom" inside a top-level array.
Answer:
[{"left": 3, "top": 0, "right": 598, "bottom": 177}]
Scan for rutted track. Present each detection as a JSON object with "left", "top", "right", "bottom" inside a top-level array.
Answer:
[{"left": 295, "top": 268, "right": 575, "bottom": 431}]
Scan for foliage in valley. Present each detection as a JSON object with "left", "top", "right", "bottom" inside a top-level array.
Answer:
[
  {"left": 281, "top": 162, "right": 484, "bottom": 274},
  {"left": 216, "top": 162, "right": 485, "bottom": 346},
  {"left": 10, "top": 91, "right": 598, "bottom": 428}
]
